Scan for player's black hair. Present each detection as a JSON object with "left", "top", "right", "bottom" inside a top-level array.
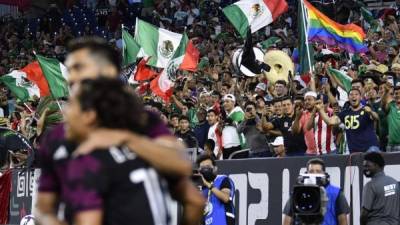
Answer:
[
  {"left": 78, "top": 77, "right": 147, "bottom": 134},
  {"left": 306, "top": 158, "right": 326, "bottom": 172},
  {"left": 394, "top": 86, "right": 400, "bottom": 91},
  {"left": 364, "top": 152, "right": 385, "bottom": 168},
  {"left": 67, "top": 36, "right": 121, "bottom": 73},
  {"left": 196, "top": 153, "right": 216, "bottom": 166}
]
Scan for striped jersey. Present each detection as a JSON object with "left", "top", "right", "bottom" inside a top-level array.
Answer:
[{"left": 313, "top": 108, "right": 336, "bottom": 154}]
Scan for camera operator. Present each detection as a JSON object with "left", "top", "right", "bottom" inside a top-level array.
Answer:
[
  {"left": 196, "top": 154, "right": 235, "bottom": 225},
  {"left": 237, "top": 101, "right": 271, "bottom": 158},
  {"left": 282, "top": 158, "right": 349, "bottom": 225}
]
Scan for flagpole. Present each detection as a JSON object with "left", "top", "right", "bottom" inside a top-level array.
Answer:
[
  {"left": 56, "top": 100, "right": 63, "bottom": 112},
  {"left": 23, "top": 103, "right": 39, "bottom": 121},
  {"left": 300, "top": 0, "right": 314, "bottom": 77}
]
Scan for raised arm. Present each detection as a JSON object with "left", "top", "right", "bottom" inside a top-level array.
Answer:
[{"left": 316, "top": 104, "right": 340, "bottom": 126}]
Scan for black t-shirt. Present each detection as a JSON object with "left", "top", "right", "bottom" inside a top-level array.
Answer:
[
  {"left": 65, "top": 145, "right": 172, "bottom": 225},
  {"left": 272, "top": 115, "right": 307, "bottom": 154}
]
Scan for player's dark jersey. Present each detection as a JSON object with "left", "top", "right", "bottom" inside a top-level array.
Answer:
[{"left": 46, "top": 141, "right": 172, "bottom": 225}]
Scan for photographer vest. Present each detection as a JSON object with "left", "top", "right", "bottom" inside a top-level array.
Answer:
[
  {"left": 323, "top": 184, "right": 340, "bottom": 225},
  {"left": 202, "top": 175, "right": 235, "bottom": 225}
]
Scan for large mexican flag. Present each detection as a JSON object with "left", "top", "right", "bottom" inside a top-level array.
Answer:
[
  {"left": 134, "top": 18, "right": 182, "bottom": 68},
  {"left": 36, "top": 55, "right": 69, "bottom": 99},
  {"left": 223, "top": 0, "right": 288, "bottom": 38}
]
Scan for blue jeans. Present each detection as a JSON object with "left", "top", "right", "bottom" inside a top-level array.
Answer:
[{"left": 367, "top": 146, "right": 381, "bottom": 152}]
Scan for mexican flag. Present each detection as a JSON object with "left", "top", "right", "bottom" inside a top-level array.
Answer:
[
  {"left": 259, "top": 36, "right": 281, "bottom": 50},
  {"left": 327, "top": 67, "right": 353, "bottom": 92},
  {"left": 150, "top": 33, "right": 191, "bottom": 101},
  {"left": 228, "top": 106, "right": 245, "bottom": 124},
  {"left": 36, "top": 55, "right": 69, "bottom": 99},
  {"left": 122, "top": 28, "right": 141, "bottom": 66},
  {"left": 0, "top": 70, "right": 40, "bottom": 102},
  {"left": 134, "top": 58, "right": 159, "bottom": 81},
  {"left": 223, "top": 0, "right": 288, "bottom": 38},
  {"left": 20, "top": 61, "right": 50, "bottom": 97},
  {"left": 180, "top": 39, "right": 200, "bottom": 72},
  {"left": 135, "top": 18, "right": 182, "bottom": 68}
]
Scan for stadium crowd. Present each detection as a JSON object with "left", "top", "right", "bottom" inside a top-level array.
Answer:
[{"left": 1, "top": 0, "right": 400, "bottom": 165}]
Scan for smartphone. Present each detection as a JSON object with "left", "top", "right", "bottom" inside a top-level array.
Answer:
[{"left": 387, "top": 76, "right": 394, "bottom": 85}]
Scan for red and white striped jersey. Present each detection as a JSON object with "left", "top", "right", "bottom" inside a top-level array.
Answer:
[{"left": 314, "top": 108, "right": 337, "bottom": 154}]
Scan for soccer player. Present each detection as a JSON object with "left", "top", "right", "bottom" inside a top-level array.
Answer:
[
  {"left": 36, "top": 37, "right": 204, "bottom": 225},
  {"left": 63, "top": 78, "right": 174, "bottom": 225}
]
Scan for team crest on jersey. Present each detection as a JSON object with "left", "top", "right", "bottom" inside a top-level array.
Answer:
[
  {"left": 159, "top": 40, "right": 174, "bottom": 58},
  {"left": 251, "top": 3, "right": 264, "bottom": 18}
]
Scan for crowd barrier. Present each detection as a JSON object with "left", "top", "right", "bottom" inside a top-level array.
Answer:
[{"left": 3, "top": 153, "right": 400, "bottom": 225}]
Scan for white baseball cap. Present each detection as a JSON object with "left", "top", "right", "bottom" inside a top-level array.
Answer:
[
  {"left": 223, "top": 94, "right": 236, "bottom": 103},
  {"left": 271, "top": 136, "right": 284, "bottom": 146}
]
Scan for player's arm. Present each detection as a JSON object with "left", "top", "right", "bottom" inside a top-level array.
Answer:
[
  {"left": 170, "top": 178, "right": 205, "bottom": 225},
  {"left": 75, "top": 210, "right": 103, "bottom": 225},
  {"left": 74, "top": 130, "right": 192, "bottom": 177},
  {"left": 338, "top": 214, "right": 348, "bottom": 225},
  {"left": 35, "top": 192, "right": 65, "bottom": 225},
  {"left": 282, "top": 215, "right": 292, "bottom": 225}
]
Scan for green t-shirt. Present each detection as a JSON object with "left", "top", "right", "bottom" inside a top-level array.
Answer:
[{"left": 387, "top": 102, "right": 400, "bottom": 145}]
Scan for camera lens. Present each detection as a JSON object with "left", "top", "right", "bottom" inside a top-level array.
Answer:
[{"left": 293, "top": 186, "right": 320, "bottom": 213}]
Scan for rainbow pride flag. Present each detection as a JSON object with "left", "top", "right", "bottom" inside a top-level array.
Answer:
[{"left": 303, "top": 0, "right": 367, "bottom": 53}]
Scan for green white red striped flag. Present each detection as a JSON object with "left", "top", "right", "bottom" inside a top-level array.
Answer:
[
  {"left": 0, "top": 70, "right": 40, "bottom": 102},
  {"left": 223, "top": 0, "right": 288, "bottom": 38},
  {"left": 151, "top": 33, "right": 193, "bottom": 101},
  {"left": 36, "top": 55, "right": 69, "bottom": 99},
  {"left": 134, "top": 18, "right": 182, "bottom": 68}
]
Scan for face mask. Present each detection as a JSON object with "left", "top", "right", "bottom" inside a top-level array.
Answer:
[
  {"left": 363, "top": 169, "right": 373, "bottom": 178},
  {"left": 200, "top": 166, "right": 217, "bottom": 182}
]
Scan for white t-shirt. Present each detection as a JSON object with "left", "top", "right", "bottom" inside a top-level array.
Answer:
[
  {"left": 207, "top": 123, "right": 219, "bottom": 156},
  {"left": 222, "top": 125, "right": 241, "bottom": 148},
  {"left": 0, "top": 107, "right": 3, "bottom": 117}
]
